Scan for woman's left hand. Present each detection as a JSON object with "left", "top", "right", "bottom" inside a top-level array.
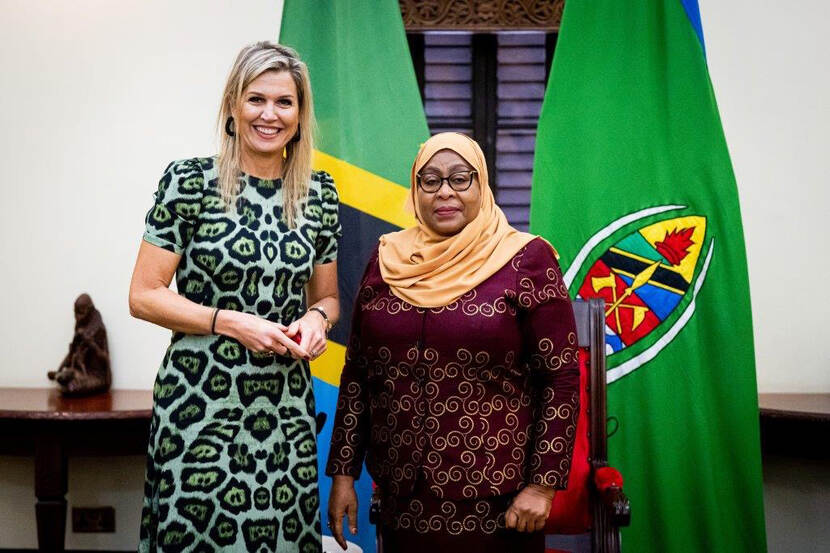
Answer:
[
  {"left": 285, "top": 310, "right": 328, "bottom": 361},
  {"left": 505, "top": 484, "right": 555, "bottom": 533}
]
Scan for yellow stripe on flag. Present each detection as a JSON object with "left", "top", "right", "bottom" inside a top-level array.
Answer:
[
  {"left": 310, "top": 339, "right": 346, "bottom": 387},
  {"left": 313, "top": 150, "right": 416, "bottom": 229}
]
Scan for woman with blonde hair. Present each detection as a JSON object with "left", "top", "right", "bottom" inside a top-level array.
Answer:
[
  {"left": 326, "top": 133, "right": 579, "bottom": 552},
  {"left": 130, "top": 41, "right": 340, "bottom": 552}
]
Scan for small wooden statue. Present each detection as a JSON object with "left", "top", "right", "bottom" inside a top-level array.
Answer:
[{"left": 48, "top": 293, "right": 111, "bottom": 396}]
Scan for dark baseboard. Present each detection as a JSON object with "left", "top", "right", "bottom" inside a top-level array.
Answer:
[{"left": 0, "top": 550, "right": 131, "bottom": 553}]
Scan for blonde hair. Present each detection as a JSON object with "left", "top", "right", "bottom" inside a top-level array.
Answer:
[{"left": 217, "top": 41, "right": 315, "bottom": 227}]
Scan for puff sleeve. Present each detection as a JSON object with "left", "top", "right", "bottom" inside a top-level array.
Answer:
[
  {"left": 313, "top": 171, "right": 342, "bottom": 264},
  {"left": 142, "top": 158, "right": 204, "bottom": 254}
]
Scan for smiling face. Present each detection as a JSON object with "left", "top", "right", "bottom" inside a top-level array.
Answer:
[
  {"left": 233, "top": 70, "right": 299, "bottom": 162},
  {"left": 415, "top": 149, "right": 481, "bottom": 236}
]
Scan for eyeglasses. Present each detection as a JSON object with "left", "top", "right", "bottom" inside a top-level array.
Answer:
[{"left": 416, "top": 170, "right": 477, "bottom": 193}]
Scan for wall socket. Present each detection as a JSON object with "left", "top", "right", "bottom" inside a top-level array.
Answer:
[{"left": 72, "top": 506, "right": 115, "bottom": 533}]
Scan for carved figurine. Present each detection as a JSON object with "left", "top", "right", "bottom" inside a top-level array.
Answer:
[{"left": 48, "top": 293, "right": 111, "bottom": 396}]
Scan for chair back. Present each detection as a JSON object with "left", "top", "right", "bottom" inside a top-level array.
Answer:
[{"left": 545, "top": 298, "right": 608, "bottom": 535}]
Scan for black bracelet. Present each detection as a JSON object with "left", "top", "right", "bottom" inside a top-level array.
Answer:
[
  {"left": 210, "top": 308, "right": 221, "bottom": 335},
  {"left": 308, "top": 306, "right": 331, "bottom": 334}
]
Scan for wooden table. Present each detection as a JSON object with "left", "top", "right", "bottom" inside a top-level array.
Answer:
[
  {"left": 758, "top": 393, "right": 830, "bottom": 459},
  {"left": 0, "top": 388, "right": 152, "bottom": 552}
]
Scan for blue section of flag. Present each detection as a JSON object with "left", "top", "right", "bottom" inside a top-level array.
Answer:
[
  {"left": 680, "top": 0, "right": 706, "bottom": 54},
  {"left": 314, "top": 377, "right": 376, "bottom": 550},
  {"left": 619, "top": 274, "right": 682, "bottom": 321},
  {"left": 606, "top": 328, "right": 624, "bottom": 353}
]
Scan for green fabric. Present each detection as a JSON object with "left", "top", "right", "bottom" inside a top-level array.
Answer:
[
  {"left": 140, "top": 157, "right": 341, "bottom": 552},
  {"left": 280, "top": 0, "right": 429, "bottom": 186},
  {"left": 530, "top": 1, "right": 766, "bottom": 552}
]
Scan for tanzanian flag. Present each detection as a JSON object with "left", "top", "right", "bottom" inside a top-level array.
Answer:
[
  {"left": 530, "top": 1, "right": 766, "bottom": 551},
  {"left": 280, "top": 1, "right": 429, "bottom": 550}
]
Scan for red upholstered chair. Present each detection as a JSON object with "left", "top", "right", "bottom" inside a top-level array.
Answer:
[{"left": 544, "top": 298, "right": 630, "bottom": 553}]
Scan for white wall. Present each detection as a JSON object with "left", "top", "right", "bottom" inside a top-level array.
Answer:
[
  {"left": 0, "top": 0, "right": 827, "bottom": 549},
  {"left": 0, "top": 0, "right": 283, "bottom": 548},
  {"left": 0, "top": 0, "right": 823, "bottom": 395},
  {"left": 700, "top": 2, "right": 830, "bottom": 551},
  {"left": 699, "top": 0, "right": 830, "bottom": 393},
  {"left": 0, "top": 0, "right": 282, "bottom": 392}
]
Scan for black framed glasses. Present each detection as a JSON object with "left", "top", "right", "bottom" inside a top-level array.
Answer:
[{"left": 416, "top": 170, "right": 477, "bottom": 193}]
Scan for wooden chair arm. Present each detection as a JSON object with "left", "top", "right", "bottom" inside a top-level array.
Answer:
[
  {"left": 599, "top": 486, "right": 631, "bottom": 527},
  {"left": 369, "top": 489, "right": 381, "bottom": 525}
]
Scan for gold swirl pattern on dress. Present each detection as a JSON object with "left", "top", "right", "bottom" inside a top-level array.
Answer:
[
  {"left": 367, "top": 286, "right": 518, "bottom": 319},
  {"left": 426, "top": 289, "right": 474, "bottom": 315},
  {"left": 461, "top": 294, "right": 514, "bottom": 317},
  {"left": 528, "top": 332, "right": 578, "bottom": 373},
  {"left": 326, "top": 239, "right": 580, "bottom": 499},
  {"left": 517, "top": 274, "right": 569, "bottom": 309},
  {"left": 365, "top": 288, "right": 417, "bottom": 315},
  {"left": 511, "top": 254, "right": 523, "bottom": 271},
  {"left": 514, "top": 244, "right": 569, "bottom": 309},
  {"left": 384, "top": 492, "right": 508, "bottom": 536}
]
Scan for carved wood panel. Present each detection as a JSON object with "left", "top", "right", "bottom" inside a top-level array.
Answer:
[{"left": 400, "top": 0, "right": 564, "bottom": 31}]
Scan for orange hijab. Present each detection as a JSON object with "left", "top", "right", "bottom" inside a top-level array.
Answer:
[{"left": 377, "top": 132, "right": 552, "bottom": 308}]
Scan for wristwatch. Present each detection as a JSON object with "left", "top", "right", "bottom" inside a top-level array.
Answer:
[{"left": 308, "top": 306, "right": 332, "bottom": 334}]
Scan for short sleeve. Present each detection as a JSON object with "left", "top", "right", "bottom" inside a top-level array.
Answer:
[
  {"left": 143, "top": 159, "right": 204, "bottom": 254},
  {"left": 313, "top": 171, "right": 342, "bottom": 264}
]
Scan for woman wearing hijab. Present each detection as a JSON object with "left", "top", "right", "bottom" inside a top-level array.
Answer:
[{"left": 325, "top": 133, "right": 579, "bottom": 552}]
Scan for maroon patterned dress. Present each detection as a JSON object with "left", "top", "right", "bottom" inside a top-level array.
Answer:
[{"left": 327, "top": 237, "right": 579, "bottom": 551}]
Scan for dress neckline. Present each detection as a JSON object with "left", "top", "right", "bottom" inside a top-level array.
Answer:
[{"left": 241, "top": 172, "right": 283, "bottom": 190}]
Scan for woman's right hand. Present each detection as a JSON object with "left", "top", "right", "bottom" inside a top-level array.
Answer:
[
  {"left": 328, "top": 475, "right": 358, "bottom": 550},
  {"left": 216, "top": 310, "right": 310, "bottom": 359}
]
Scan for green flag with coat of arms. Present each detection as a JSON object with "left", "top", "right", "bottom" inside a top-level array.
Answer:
[{"left": 530, "top": 1, "right": 767, "bottom": 551}]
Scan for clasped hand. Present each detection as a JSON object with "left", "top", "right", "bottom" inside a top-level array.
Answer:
[
  {"left": 505, "top": 484, "right": 555, "bottom": 533},
  {"left": 225, "top": 311, "right": 327, "bottom": 360},
  {"left": 285, "top": 311, "right": 328, "bottom": 360}
]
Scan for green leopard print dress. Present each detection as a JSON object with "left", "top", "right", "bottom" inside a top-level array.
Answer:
[{"left": 139, "top": 157, "right": 340, "bottom": 553}]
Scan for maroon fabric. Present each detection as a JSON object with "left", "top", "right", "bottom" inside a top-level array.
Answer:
[
  {"left": 327, "top": 238, "right": 579, "bottom": 502},
  {"left": 377, "top": 473, "right": 545, "bottom": 551},
  {"left": 376, "top": 477, "right": 545, "bottom": 550},
  {"left": 382, "top": 524, "right": 544, "bottom": 553}
]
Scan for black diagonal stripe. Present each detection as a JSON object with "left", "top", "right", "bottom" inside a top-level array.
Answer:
[
  {"left": 329, "top": 203, "right": 401, "bottom": 345},
  {"left": 600, "top": 250, "right": 690, "bottom": 293}
]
